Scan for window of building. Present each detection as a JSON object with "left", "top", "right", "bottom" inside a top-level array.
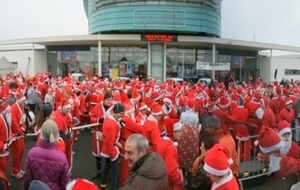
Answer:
[{"left": 285, "top": 69, "right": 300, "bottom": 75}]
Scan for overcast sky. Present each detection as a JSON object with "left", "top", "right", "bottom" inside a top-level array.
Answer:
[{"left": 0, "top": 0, "right": 300, "bottom": 50}]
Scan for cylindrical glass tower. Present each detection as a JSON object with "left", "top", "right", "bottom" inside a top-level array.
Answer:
[{"left": 83, "top": 0, "right": 222, "bottom": 37}]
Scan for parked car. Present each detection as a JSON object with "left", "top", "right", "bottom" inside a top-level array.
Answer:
[
  {"left": 71, "top": 73, "right": 84, "bottom": 82},
  {"left": 197, "top": 78, "right": 216, "bottom": 87}
]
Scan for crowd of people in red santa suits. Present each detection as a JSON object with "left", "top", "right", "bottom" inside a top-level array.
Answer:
[{"left": 1, "top": 71, "right": 300, "bottom": 189}]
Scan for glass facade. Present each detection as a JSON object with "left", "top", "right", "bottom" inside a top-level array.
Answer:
[{"left": 47, "top": 45, "right": 148, "bottom": 78}]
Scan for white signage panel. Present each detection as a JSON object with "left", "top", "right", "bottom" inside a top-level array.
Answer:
[{"left": 196, "top": 62, "right": 230, "bottom": 71}]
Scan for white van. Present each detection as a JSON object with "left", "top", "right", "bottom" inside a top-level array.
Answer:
[{"left": 71, "top": 73, "right": 84, "bottom": 82}]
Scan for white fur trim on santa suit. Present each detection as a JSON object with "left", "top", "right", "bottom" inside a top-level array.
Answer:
[
  {"left": 131, "top": 96, "right": 140, "bottom": 101},
  {"left": 57, "top": 104, "right": 72, "bottom": 110},
  {"left": 278, "top": 127, "right": 292, "bottom": 137},
  {"left": 151, "top": 111, "right": 162, "bottom": 116},
  {"left": 17, "top": 96, "right": 26, "bottom": 102},
  {"left": 218, "top": 101, "right": 230, "bottom": 109},
  {"left": 255, "top": 108, "right": 264, "bottom": 119},
  {"left": 174, "top": 122, "right": 183, "bottom": 131},
  {"left": 139, "top": 105, "right": 149, "bottom": 111},
  {"left": 163, "top": 97, "right": 172, "bottom": 104},
  {"left": 259, "top": 141, "right": 282, "bottom": 154},
  {"left": 203, "top": 162, "right": 230, "bottom": 176},
  {"left": 125, "top": 107, "right": 135, "bottom": 115},
  {"left": 286, "top": 100, "right": 293, "bottom": 106}
]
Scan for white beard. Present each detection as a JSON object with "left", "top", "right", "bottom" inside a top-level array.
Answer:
[
  {"left": 280, "top": 139, "right": 292, "bottom": 156},
  {"left": 269, "top": 154, "right": 281, "bottom": 173}
]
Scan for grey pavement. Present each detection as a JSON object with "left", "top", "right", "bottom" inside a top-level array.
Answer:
[{"left": 6, "top": 129, "right": 287, "bottom": 190}]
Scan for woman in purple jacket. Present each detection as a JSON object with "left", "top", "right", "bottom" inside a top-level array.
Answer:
[{"left": 24, "top": 119, "right": 70, "bottom": 190}]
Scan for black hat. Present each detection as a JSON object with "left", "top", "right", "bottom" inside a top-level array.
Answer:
[
  {"left": 43, "top": 105, "right": 53, "bottom": 118},
  {"left": 113, "top": 103, "right": 124, "bottom": 113}
]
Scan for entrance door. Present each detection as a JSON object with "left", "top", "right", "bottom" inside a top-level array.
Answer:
[{"left": 61, "top": 63, "right": 69, "bottom": 77}]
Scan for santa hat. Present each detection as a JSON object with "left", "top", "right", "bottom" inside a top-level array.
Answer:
[
  {"left": 124, "top": 102, "right": 135, "bottom": 114},
  {"left": 16, "top": 92, "right": 26, "bottom": 102},
  {"left": 277, "top": 120, "right": 291, "bottom": 136},
  {"left": 204, "top": 144, "right": 233, "bottom": 176},
  {"left": 151, "top": 91, "right": 161, "bottom": 101},
  {"left": 113, "top": 90, "right": 121, "bottom": 104},
  {"left": 218, "top": 97, "right": 230, "bottom": 109},
  {"left": 131, "top": 88, "right": 141, "bottom": 101},
  {"left": 187, "top": 99, "right": 195, "bottom": 110},
  {"left": 66, "top": 179, "right": 98, "bottom": 190},
  {"left": 139, "top": 102, "right": 149, "bottom": 111},
  {"left": 57, "top": 99, "right": 72, "bottom": 110},
  {"left": 257, "top": 127, "right": 282, "bottom": 154},
  {"left": 163, "top": 96, "right": 172, "bottom": 104},
  {"left": 151, "top": 103, "right": 162, "bottom": 116},
  {"left": 144, "top": 87, "right": 152, "bottom": 97},
  {"left": 285, "top": 98, "right": 293, "bottom": 106},
  {"left": 89, "top": 94, "right": 97, "bottom": 105},
  {"left": 164, "top": 118, "right": 179, "bottom": 141}
]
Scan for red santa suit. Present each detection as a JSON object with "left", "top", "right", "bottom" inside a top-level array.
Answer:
[
  {"left": 10, "top": 96, "right": 26, "bottom": 176},
  {"left": 90, "top": 102, "right": 112, "bottom": 157},
  {"left": 156, "top": 131, "right": 184, "bottom": 189},
  {"left": 269, "top": 92, "right": 282, "bottom": 122},
  {"left": 278, "top": 99, "right": 294, "bottom": 124},
  {"left": 141, "top": 104, "right": 162, "bottom": 152},
  {"left": 0, "top": 114, "right": 10, "bottom": 174},
  {"left": 203, "top": 144, "right": 239, "bottom": 190},
  {"left": 247, "top": 94, "right": 263, "bottom": 136},
  {"left": 231, "top": 105, "right": 250, "bottom": 162},
  {"left": 277, "top": 120, "right": 300, "bottom": 160},
  {"left": 100, "top": 114, "right": 121, "bottom": 161},
  {"left": 261, "top": 97, "right": 276, "bottom": 129},
  {"left": 119, "top": 106, "right": 142, "bottom": 185},
  {"left": 212, "top": 105, "right": 235, "bottom": 136}
]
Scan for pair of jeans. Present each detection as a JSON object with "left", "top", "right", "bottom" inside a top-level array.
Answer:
[{"left": 101, "top": 156, "right": 119, "bottom": 190}]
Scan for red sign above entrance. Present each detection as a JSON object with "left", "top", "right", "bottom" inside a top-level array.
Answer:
[{"left": 141, "top": 34, "right": 177, "bottom": 42}]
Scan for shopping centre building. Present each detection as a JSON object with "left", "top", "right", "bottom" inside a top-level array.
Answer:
[{"left": 1, "top": 0, "right": 300, "bottom": 83}]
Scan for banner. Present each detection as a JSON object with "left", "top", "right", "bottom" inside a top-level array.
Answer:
[
  {"left": 196, "top": 61, "right": 230, "bottom": 71},
  {"left": 109, "top": 68, "right": 119, "bottom": 79},
  {"left": 61, "top": 51, "right": 76, "bottom": 63}
]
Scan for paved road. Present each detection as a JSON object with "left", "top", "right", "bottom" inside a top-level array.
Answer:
[{"left": 6, "top": 129, "right": 286, "bottom": 190}]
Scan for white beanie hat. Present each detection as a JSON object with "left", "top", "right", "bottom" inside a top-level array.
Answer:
[{"left": 41, "top": 119, "right": 59, "bottom": 143}]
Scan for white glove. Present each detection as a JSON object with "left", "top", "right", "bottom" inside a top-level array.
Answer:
[{"left": 3, "top": 143, "right": 8, "bottom": 151}]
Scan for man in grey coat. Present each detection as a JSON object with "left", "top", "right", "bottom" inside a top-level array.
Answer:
[{"left": 27, "top": 91, "right": 43, "bottom": 115}]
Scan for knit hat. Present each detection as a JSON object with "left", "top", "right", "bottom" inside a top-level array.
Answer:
[
  {"left": 277, "top": 120, "right": 291, "bottom": 136},
  {"left": 257, "top": 127, "right": 282, "bottom": 153},
  {"left": 41, "top": 119, "right": 59, "bottom": 143},
  {"left": 66, "top": 179, "right": 98, "bottom": 190},
  {"left": 151, "top": 103, "right": 162, "bottom": 116},
  {"left": 218, "top": 97, "right": 230, "bottom": 109},
  {"left": 113, "top": 103, "right": 124, "bottom": 113},
  {"left": 43, "top": 105, "right": 53, "bottom": 118},
  {"left": 204, "top": 144, "right": 233, "bottom": 176}
]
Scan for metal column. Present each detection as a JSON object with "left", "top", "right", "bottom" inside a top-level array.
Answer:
[
  {"left": 98, "top": 41, "right": 102, "bottom": 76},
  {"left": 212, "top": 43, "right": 216, "bottom": 80}
]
